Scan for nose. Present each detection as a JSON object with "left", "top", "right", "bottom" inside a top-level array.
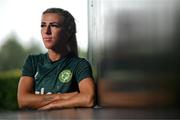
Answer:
[{"left": 45, "top": 25, "right": 51, "bottom": 35}]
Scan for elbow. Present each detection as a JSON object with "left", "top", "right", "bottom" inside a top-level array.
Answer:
[
  {"left": 18, "top": 103, "right": 25, "bottom": 109},
  {"left": 18, "top": 96, "right": 29, "bottom": 109},
  {"left": 18, "top": 99, "right": 26, "bottom": 109},
  {"left": 84, "top": 94, "right": 95, "bottom": 108}
]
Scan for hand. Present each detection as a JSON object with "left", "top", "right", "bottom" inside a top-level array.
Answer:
[
  {"left": 38, "top": 101, "right": 58, "bottom": 110},
  {"left": 38, "top": 92, "right": 79, "bottom": 110}
]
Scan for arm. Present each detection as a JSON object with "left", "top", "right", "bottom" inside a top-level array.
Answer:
[
  {"left": 39, "top": 77, "right": 95, "bottom": 110},
  {"left": 17, "top": 76, "right": 78, "bottom": 109}
]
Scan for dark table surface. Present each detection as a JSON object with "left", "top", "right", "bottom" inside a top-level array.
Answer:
[{"left": 0, "top": 107, "right": 179, "bottom": 120}]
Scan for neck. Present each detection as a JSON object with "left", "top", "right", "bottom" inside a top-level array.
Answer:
[
  {"left": 48, "top": 48, "right": 69, "bottom": 62},
  {"left": 48, "top": 49, "right": 62, "bottom": 62}
]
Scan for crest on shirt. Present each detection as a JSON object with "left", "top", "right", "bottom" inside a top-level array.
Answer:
[{"left": 58, "top": 69, "right": 72, "bottom": 83}]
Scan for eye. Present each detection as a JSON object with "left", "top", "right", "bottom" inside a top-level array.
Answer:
[
  {"left": 51, "top": 24, "right": 60, "bottom": 28},
  {"left": 40, "top": 24, "right": 46, "bottom": 28},
  {"left": 50, "top": 23, "right": 62, "bottom": 28}
]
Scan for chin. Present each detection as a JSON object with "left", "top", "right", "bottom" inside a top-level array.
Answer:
[{"left": 44, "top": 44, "right": 55, "bottom": 49}]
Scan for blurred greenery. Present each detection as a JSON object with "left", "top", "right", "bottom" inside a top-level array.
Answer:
[
  {"left": 0, "top": 33, "right": 42, "bottom": 71},
  {"left": 0, "top": 69, "right": 20, "bottom": 111},
  {"left": 0, "top": 33, "right": 42, "bottom": 111}
]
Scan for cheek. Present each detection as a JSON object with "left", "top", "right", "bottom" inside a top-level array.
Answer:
[
  {"left": 41, "top": 30, "right": 44, "bottom": 37},
  {"left": 53, "top": 30, "right": 62, "bottom": 39}
]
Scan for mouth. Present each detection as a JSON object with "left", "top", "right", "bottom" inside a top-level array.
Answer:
[{"left": 43, "top": 37, "right": 52, "bottom": 41}]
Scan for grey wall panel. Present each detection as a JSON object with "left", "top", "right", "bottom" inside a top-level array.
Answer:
[{"left": 88, "top": 0, "right": 180, "bottom": 107}]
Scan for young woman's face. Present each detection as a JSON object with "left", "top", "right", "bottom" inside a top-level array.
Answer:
[{"left": 41, "top": 13, "right": 64, "bottom": 49}]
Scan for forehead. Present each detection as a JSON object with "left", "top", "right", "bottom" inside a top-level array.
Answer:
[{"left": 41, "top": 13, "right": 64, "bottom": 23}]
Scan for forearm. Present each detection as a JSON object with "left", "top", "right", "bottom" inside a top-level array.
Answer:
[
  {"left": 55, "top": 93, "right": 94, "bottom": 108},
  {"left": 18, "top": 93, "right": 59, "bottom": 109},
  {"left": 58, "top": 92, "right": 78, "bottom": 100}
]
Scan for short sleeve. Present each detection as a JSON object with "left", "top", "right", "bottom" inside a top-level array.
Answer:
[
  {"left": 75, "top": 58, "right": 93, "bottom": 83},
  {"left": 21, "top": 55, "right": 36, "bottom": 77}
]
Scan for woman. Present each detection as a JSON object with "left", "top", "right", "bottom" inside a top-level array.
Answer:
[{"left": 17, "top": 8, "right": 95, "bottom": 110}]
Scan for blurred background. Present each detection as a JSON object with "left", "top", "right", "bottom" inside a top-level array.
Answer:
[{"left": 0, "top": 0, "right": 180, "bottom": 111}]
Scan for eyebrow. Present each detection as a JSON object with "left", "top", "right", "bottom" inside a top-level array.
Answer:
[
  {"left": 41, "top": 22, "right": 62, "bottom": 28},
  {"left": 41, "top": 22, "right": 61, "bottom": 24},
  {"left": 41, "top": 22, "right": 46, "bottom": 24}
]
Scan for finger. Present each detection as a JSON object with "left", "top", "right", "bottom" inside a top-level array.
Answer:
[{"left": 38, "top": 105, "right": 51, "bottom": 110}]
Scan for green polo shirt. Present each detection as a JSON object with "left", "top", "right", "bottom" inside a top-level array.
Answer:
[{"left": 21, "top": 53, "right": 93, "bottom": 94}]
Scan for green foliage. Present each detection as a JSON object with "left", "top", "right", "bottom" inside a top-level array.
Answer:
[
  {"left": 0, "top": 35, "right": 26, "bottom": 70},
  {"left": 0, "top": 70, "right": 20, "bottom": 111},
  {"left": 0, "top": 33, "right": 42, "bottom": 71},
  {"left": 0, "top": 33, "right": 42, "bottom": 110}
]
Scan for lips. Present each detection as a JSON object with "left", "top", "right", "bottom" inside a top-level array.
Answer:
[{"left": 43, "top": 37, "right": 52, "bottom": 41}]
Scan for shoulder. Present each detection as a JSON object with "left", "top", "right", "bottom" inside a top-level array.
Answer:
[
  {"left": 27, "top": 53, "right": 46, "bottom": 59},
  {"left": 71, "top": 57, "right": 93, "bottom": 82},
  {"left": 65, "top": 56, "right": 92, "bottom": 70},
  {"left": 70, "top": 57, "right": 90, "bottom": 65},
  {"left": 70, "top": 57, "right": 92, "bottom": 71},
  {"left": 25, "top": 53, "right": 47, "bottom": 64},
  {"left": 27, "top": 53, "right": 46, "bottom": 60}
]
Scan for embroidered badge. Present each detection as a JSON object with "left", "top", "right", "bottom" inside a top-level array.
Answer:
[{"left": 58, "top": 69, "right": 72, "bottom": 83}]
